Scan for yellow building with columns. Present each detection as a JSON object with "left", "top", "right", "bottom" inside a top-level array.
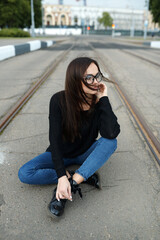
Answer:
[
  {"left": 43, "top": 3, "right": 159, "bottom": 31},
  {"left": 44, "top": 4, "right": 71, "bottom": 26}
]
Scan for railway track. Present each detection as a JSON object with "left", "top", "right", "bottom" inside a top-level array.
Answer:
[
  {"left": 120, "top": 49, "right": 160, "bottom": 68},
  {"left": 89, "top": 42, "right": 160, "bottom": 166},
  {"left": 0, "top": 42, "right": 74, "bottom": 134},
  {"left": 98, "top": 39, "right": 160, "bottom": 68},
  {"left": 0, "top": 39, "right": 160, "bottom": 167}
]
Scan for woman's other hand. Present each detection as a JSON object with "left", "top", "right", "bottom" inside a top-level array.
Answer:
[
  {"left": 56, "top": 175, "right": 72, "bottom": 201},
  {"left": 96, "top": 82, "right": 108, "bottom": 99}
]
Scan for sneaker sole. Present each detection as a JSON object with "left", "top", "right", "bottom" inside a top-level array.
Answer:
[{"left": 46, "top": 205, "right": 63, "bottom": 220}]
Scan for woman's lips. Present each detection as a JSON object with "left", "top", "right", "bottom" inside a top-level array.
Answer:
[{"left": 92, "top": 87, "right": 99, "bottom": 90}]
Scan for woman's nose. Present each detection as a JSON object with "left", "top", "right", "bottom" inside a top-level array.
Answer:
[{"left": 93, "top": 78, "right": 99, "bottom": 84}]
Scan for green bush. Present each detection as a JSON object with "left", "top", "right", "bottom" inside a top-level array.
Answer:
[{"left": 0, "top": 28, "right": 30, "bottom": 37}]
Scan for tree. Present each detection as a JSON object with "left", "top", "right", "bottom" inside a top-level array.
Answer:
[
  {"left": 0, "top": 0, "right": 30, "bottom": 28},
  {"left": 33, "top": 0, "right": 42, "bottom": 28},
  {"left": 98, "top": 12, "right": 113, "bottom": 29},
  {"left": 18, "top": 0, "right": 31, "bottom": 28},
  {"left": 0, "top": 0, "right": 42, "bottom": 28},
  {"left": 149, "top": 0, "right": 160, "bottom": 26}
]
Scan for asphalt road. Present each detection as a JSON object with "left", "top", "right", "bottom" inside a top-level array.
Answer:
[
  {"left": 0, "top": 39, "right": 72, "bottom": 120},
  {"left": 0, "top": 37, "right": 160, "bottom": 240},
  {"left": 89, "top": 37, "right": 160, "bottom": 143}
]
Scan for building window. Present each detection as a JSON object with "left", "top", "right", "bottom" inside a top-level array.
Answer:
[
  {"left": 74, "top": 16, "right": 78, "bottom": 25},
  {"left": 46, "top": 15, "right": 52, "bottom": 26},
  {"left": 61, "top": 14, "right": 66, "bottom": 26}
]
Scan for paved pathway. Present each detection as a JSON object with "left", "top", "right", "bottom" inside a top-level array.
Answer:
[{"left": 0, "top": 37, "right": 160, "bottom": 240}]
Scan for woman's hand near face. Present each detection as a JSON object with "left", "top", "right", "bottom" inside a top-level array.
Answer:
[
  {"left": 56, "top": 175, "right": 72, "bottom": 201},
  {"left": 96, "top": 82, "right": 108, "bottom": 99}
]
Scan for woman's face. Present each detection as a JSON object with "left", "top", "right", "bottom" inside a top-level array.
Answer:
[{"left": 82, "top": 63, "right": 100, "bottom": 95}]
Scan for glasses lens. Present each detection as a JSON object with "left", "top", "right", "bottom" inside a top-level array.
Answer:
[
  {"left": 84, "top": 75, "right": 94, "bottom": 84},
  {"left": 84, "top": 73, "right": 102, "bottom": 84},
  {"left": 96, "top": 73, "right": 102, "bottom": 82}
]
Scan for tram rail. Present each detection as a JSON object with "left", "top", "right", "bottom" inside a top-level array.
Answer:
[
  {"left": 1, "top": 40, "right": 160, "bottom": 168},
  {"left": 89, "top": 42, "right": 160, "bottom": 166},
  {"left": 0, "top": 42, "right": 74, "bottom": 134},
  {"left": 97, "top": 38, "right": 160, "bottom": 67},
  {"left": 120, "top": 49, "right": 160, "bottom": 68}
]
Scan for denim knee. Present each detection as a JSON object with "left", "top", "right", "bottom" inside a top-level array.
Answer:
[
  {"left": 98, "top": 137, "right": 117, "bottom": 152},
  {"left": 18, "top": 165, "right": 30, "bottom": 184}
]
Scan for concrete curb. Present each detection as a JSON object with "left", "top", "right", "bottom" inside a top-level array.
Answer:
[
  {"left": 143, "top": 41, "right": 160, "bottom": 49},
  {"left": 111, "top": 37, "right": 160, "bottom": 49},
  {"left": 150, "top": 41, "right": 160, "bottom": 49},
  {"left": 0, "top": 40, "right": 55, "bottom": 61}
]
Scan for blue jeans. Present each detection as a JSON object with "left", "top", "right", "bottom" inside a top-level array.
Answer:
[{"left": 18, "top": 137, "right": 117, "bottom": 185}]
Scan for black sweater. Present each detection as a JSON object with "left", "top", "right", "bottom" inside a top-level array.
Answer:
[{"left": 46, "top": 90, "right": 120, "bottom": 178}]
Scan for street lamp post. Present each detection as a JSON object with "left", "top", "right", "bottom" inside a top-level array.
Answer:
[
  {"left": 86, "top": 18, "right": 89, "bottom": 35},
  {"left": 112, "top": 24, "right": 115, "bottom": 38},
  {"left": 81, "top": 18, "right": 85, "bottom": 35},
  {"left": 42, "top": 7, "right": 45, "bottom": 36},
  {"left": 41, "top": 0, "right": 45, "bottom": 36},
  {"left": 31, "top": 0, "right": 35, "bottom": 37},
  {"left": 130, "top": 9, "right": 135, "bottom": 37},
  {"left": 144, "top": 0, "right": 150, "bottom": 39}
]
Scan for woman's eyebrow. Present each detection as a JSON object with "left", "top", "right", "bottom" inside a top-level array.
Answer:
[{"left": 86, "top": 72, "right": 99, "bottom": 76}]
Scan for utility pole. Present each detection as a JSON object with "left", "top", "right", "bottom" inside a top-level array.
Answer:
[
  {"left": 42, "top": 7, "right": 45, "bottom": 35},
  {"left": 144, "top": 0, "right": 150, "bottom": 39},
  {"left": 76, "top": 0, "right": 87, "bottom": 34},
  {"left": 31, "top": 0, "right": 35, "bottom": 37},
  {"left": 41, "top": 0, "right": 45, "bottom": 35},
  {"left": 130, "top": 9, "right": 135, "bottom": 37},
  {"left": 112, "top": 24, "right": 115, "bottom": 38}
]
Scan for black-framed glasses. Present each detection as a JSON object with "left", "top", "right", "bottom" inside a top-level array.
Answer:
[{"left": 83, "top": 72, "right": 103, "bottom": 85}]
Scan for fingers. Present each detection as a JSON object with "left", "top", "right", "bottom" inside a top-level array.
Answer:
[
  {"left": 99, "top": 83, "right": 107, "bottom": 95},
  {"left": 98, "top": 84, "right": 105, "bottom": 92},
  {"left": 56, "top": 191, "right": 60, "bottom": 201},
  {"left": 64, "top": 189, "right": 72, "bottom": 201},
  {"left": 56, "top": 189, "right": 72, "bottom": 201},
  {"left": 68, "top": 186, "right": 72, "bottom": 201},
  {"left": 56, "top": 192, "right": 67, "bottom": 201},
  {"left": 99, "top": 82, "right": 107, "bottom": 89},
  {"left": 56, "top": 177, "right": 73, "bottom": 202}
]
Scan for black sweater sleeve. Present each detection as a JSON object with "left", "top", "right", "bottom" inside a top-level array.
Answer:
[
  {"left": 98, "top": 96, "right": 120, "bottom": 139},
  {"left": 49, "top": 95, "right": 66, "bottom": 179}
]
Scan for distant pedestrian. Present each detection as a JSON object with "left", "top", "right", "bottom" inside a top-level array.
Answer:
[{"left": 18, "top": 57, "right": 120, "bottom": 218}]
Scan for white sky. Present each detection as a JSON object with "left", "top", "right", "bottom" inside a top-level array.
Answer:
[{"left": 43, "top": 0, "right": 147, "bottom": 10}]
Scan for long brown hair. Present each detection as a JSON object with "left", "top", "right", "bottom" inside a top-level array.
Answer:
[{"left": 60, "top": 57, "right": 108, "bottom": 142}]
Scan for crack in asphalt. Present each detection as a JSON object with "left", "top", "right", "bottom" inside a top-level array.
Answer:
[{"left": 0, "top": 132, "right": 48, "bottom": 143}]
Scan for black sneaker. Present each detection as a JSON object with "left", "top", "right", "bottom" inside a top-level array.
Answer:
[
  {"left": 84, "top": 173, "right": 101, "bottom": 189},
  {"left": 47, "top": 187, "right": 67, "bottom": 218},
  {"left": 47, "top": 177, "right": 82, "bottom": 218},
  {"left": 68, "top": 170, "right": 101, "bottom": 189}
]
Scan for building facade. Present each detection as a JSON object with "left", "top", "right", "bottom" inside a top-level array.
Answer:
[
  {"left": 43, "top": 4, "right": 159, "bottom": 30},
  {"left": 145, "top": 11, "right": 159, "bottom": 31}
]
